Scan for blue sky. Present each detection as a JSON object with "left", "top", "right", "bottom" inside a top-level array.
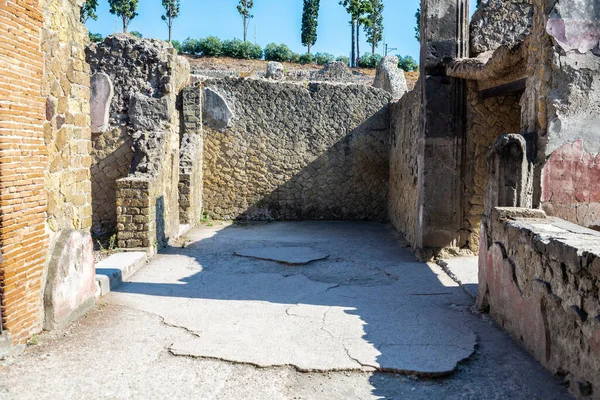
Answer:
[{"left": 86, "top": 0, "right": 477, "bottom": 60}]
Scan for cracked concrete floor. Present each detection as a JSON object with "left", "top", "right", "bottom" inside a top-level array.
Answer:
[{"left": 0, "top": 222, "right": 571, "bottom": 399}]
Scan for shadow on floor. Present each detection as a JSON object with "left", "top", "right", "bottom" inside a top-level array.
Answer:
[{"left": 110, "top": 221, "right": 571, "bottom": 399}]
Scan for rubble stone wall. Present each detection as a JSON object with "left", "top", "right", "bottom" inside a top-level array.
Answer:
[
  {"left": 86, "top": 35, "right": 190, "bottom": 248},
  {"left": 200, "top": 78, "right": 391, "bottom": 221},
  {"left": 388, "top": 80, "right": 421, "bottom": 247},
  {"left": 463, "top": 84, "right": 522, "bottom": 252},
  {"left": 470, "top": 0, "right": 533, "bottom": 56},
  {"left": 478, "top": 207, "right": 600, "bottom": 397},
  {"left": 179, "top": 85, "right": 203, "bottom": 226}
]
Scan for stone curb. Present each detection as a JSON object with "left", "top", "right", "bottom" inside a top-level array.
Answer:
[{"left": 95, "top": 252, "right": 148, "bottom": 297}]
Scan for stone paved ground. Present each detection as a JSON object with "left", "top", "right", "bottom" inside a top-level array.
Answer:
[{"left": 0, "top": 222, "right": 572, "bottom": 399}]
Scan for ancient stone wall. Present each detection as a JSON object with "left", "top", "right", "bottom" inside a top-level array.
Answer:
[
  {"left": 87, "top": 35, "right": 190, "bottom": 248},
  {"left": 40, "top": 0, "right": 95, "bottom": 332},
  {"left": 179, "top": 85, "right": 203, "bottom": 226},
  {"left": 470, "top": 0, "right": 533, "bottom": 56},
  {"left": 478, "top": 207, "right": 600, "bottom": 398},
  {"left": 0, "top": 0, "right": 94, "bottom": 346},
  {"left": 523, "top": 0, "right": 600, "bottom": 230},
  {"left": 388, "top": 80, "right": 421, "bottom": 247},
  {"left": 200, "top": 78, "right": 391, "bottom": 221},
  {"left": 462, "top": 84, "right": 522, "bottom": 252}
]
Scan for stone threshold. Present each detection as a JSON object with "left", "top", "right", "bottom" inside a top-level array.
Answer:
[{"left": 95, "top": 251, "right": 149, "bottom": 297}]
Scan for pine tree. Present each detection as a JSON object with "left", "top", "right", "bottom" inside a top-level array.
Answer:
[
  {"left": 108, "top": 0, "right": 139, "bottom": 33},
  {"left": 339, "top": 0, "right": 372, "bottom": 67},
  {"left": 365, "top": 0, "right": 384, "bottom": 55},
  {"left": 237, "top": 0, "right": 254, "bottom": 42},
  {"left": 301, "top": 0, "right": 320, "bottom": 54},
  {"left": 161, "top": 0, "right": 180, "bottom": 42},
  {"left": 80, "top": 0, "right": 99, "bottom": 23},
  {"left": 415, "top": 7, "right": 421, "bottom": 43}
]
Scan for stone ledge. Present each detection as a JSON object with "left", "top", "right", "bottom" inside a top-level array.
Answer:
[
  {"left": 493, "top": 207, "right": 547, "bottom": 221},
  {"left": 95, "top": 251, "right": 148, "bottom": 296}
]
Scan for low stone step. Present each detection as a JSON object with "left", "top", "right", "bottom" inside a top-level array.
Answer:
[{"left": 95, "top": 252, "right": 148, "bottom": 296}]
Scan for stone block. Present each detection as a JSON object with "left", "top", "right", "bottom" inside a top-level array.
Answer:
[
  {"left": 44, "top": 230, "right": 96, "bottom": 331},
  {"left": 373, "top": 56, "right": 408, "bottom": 99},
  {"left": 265, "top": 61, "right": 284, "bottom": 80}
]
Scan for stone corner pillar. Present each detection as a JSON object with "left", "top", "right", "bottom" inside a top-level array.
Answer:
[{"left": 416, "top": 0, "right": 470, "bottom": 251}]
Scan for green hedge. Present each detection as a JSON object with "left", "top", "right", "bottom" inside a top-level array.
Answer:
[
  {"left": 264, "top": 43, "right": 294, "bottom": 62},
  {"left": 357, "top": 53, "right": 382, "bottom": 68}
]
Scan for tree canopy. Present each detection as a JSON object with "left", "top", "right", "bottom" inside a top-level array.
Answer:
[
  {"left": 301, "top": 0, "right": 320, "bottom": 54},
  {"left": 237, "top": 0, "right": 254, "bottom": 42},
  {"left": 365, "top": 0, "right": 384, "bottom": 54},
  {"left": 80, "top": 0, "right": 99, "bottom": 23},
  {"left": 108, "top": 0, "right": 139, "bottom": 33},
  {"left": 161, "top": 0, "right": 181, "bottom": 42}
]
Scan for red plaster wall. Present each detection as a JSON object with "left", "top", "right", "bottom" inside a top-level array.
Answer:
[{"left": 542, "top": 140, "right": 600, "bottom": 228}]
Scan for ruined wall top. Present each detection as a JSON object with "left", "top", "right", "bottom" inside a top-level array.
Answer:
[{"left": 470, "top": 0, "right": 533, "bottom": 56}]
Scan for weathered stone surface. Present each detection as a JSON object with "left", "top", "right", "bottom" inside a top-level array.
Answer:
[
  {"left": 110, "top": 222, "right": 476, "bottom": 375},
  {"left": 44, "top": 230, "right": 96, "bottom": 331},
  {"left": 541, "top": 140, "right": 600, "bottom": 229},
  {"left": 546, "top": 0, "right": 600, "bottom": 54},
  {"left": 317, "top": 61, "right": 353, "bottom": 82},
  {"left": 420, "top": 0, "right": 469, "bottom": 74},
  {"left": 478, "top": 209, "right": 600, "bottom": 396},
  {"left": 470, "top": 0, "right": 533, "bottom": 56},
  {"left": 87, "top": 35, "right": 190, "bottom": 247},
  {"left": 90, "top": 72, "right": 114, "bottom": 134},
  {"left": 265, "top": 61, "right": 284, "bottom": 80},
  {"left": 373, "top": 56, "right": 408, "bottom": 99},
  {"left": 203, "top": 87, "right": 233, "bottom": 129},
  {"left": 199, "top": 77, "right": 391, "bottom": 221},
  {"left": 128, "top": 93, "right": 171, "bottom": 132},
  {"left": 388, "top": 80, "right": 421, "bottom": 248},
  {"left": 234, "top": 247, "right": 329, "bottom": 265}
]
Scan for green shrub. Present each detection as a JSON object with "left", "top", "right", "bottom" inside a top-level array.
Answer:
[
  {"left": 222, "top": 39, "right": 263, "bottom": 60},
  {"left": 247, "top": 42, "right": 263, "bottom": 60},
  {"left": 199, "top": 36, "right": 223, "bottom": 57},
  {"left": 336, "top": 56, "right": 350, "bottom": 65},
  {"left": 222, "top": 38, "right": 243, "bottom": 58},
  {"left": 397, "top": 55, "right": 419, "bottom": 72},
  {"left": 357, "top": 53, "right": 382, "bottom": 68},
  {"left": 290, "top": 53, "right": 301, "bottom": 63},
  {"left": 130, "top": 31, "right": 143, "bottom": 38},
  {"left": 264, "top": 43, "right": 293, "bottom": 62},
  {"left": 89, "top": 32, "right": 103, "bottom": 43},
  {"left": 314, "top": 52, "right": 335, "bottom": 66},
  {"left": 171, "top": 40, "right": 183, "bottom": 53},
  {"left": 182, "top": 37, "right": 200, "bottom": 54},
  {"left": 299, "top": 53, "right": 315, "bottom": 65}
]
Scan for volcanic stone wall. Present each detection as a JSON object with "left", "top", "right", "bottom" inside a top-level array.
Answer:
[
  {"left": 199, "top": 78, "right": 391, "bottom": 221},
  {"left": 478, "top": 208, "right": 600, "bottom": 398},
  {"left": 387, "top": 80, "right": 421, "bottom": 247},
  {"left": 87, "top": 35, "right": 190, "bottom": 248}
]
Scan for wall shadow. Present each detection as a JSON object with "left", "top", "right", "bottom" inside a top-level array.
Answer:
[{"left": 112, "top": 221, "right": 479, "bottom": 397}]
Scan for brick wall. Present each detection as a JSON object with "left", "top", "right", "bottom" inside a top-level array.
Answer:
[
  {"left": 0, "top": 0, "right": 93, "bottom": 345},
  {"left": 0, "top": 0, "right": 49, "bottom": 343}
]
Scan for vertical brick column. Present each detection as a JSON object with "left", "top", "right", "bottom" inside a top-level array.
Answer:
[
  {"left": 116, "top": 178, "right": 156, "bottom": 249},
  {"left": 0, "top": 0, "right": 49, "bottom": 343}
]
